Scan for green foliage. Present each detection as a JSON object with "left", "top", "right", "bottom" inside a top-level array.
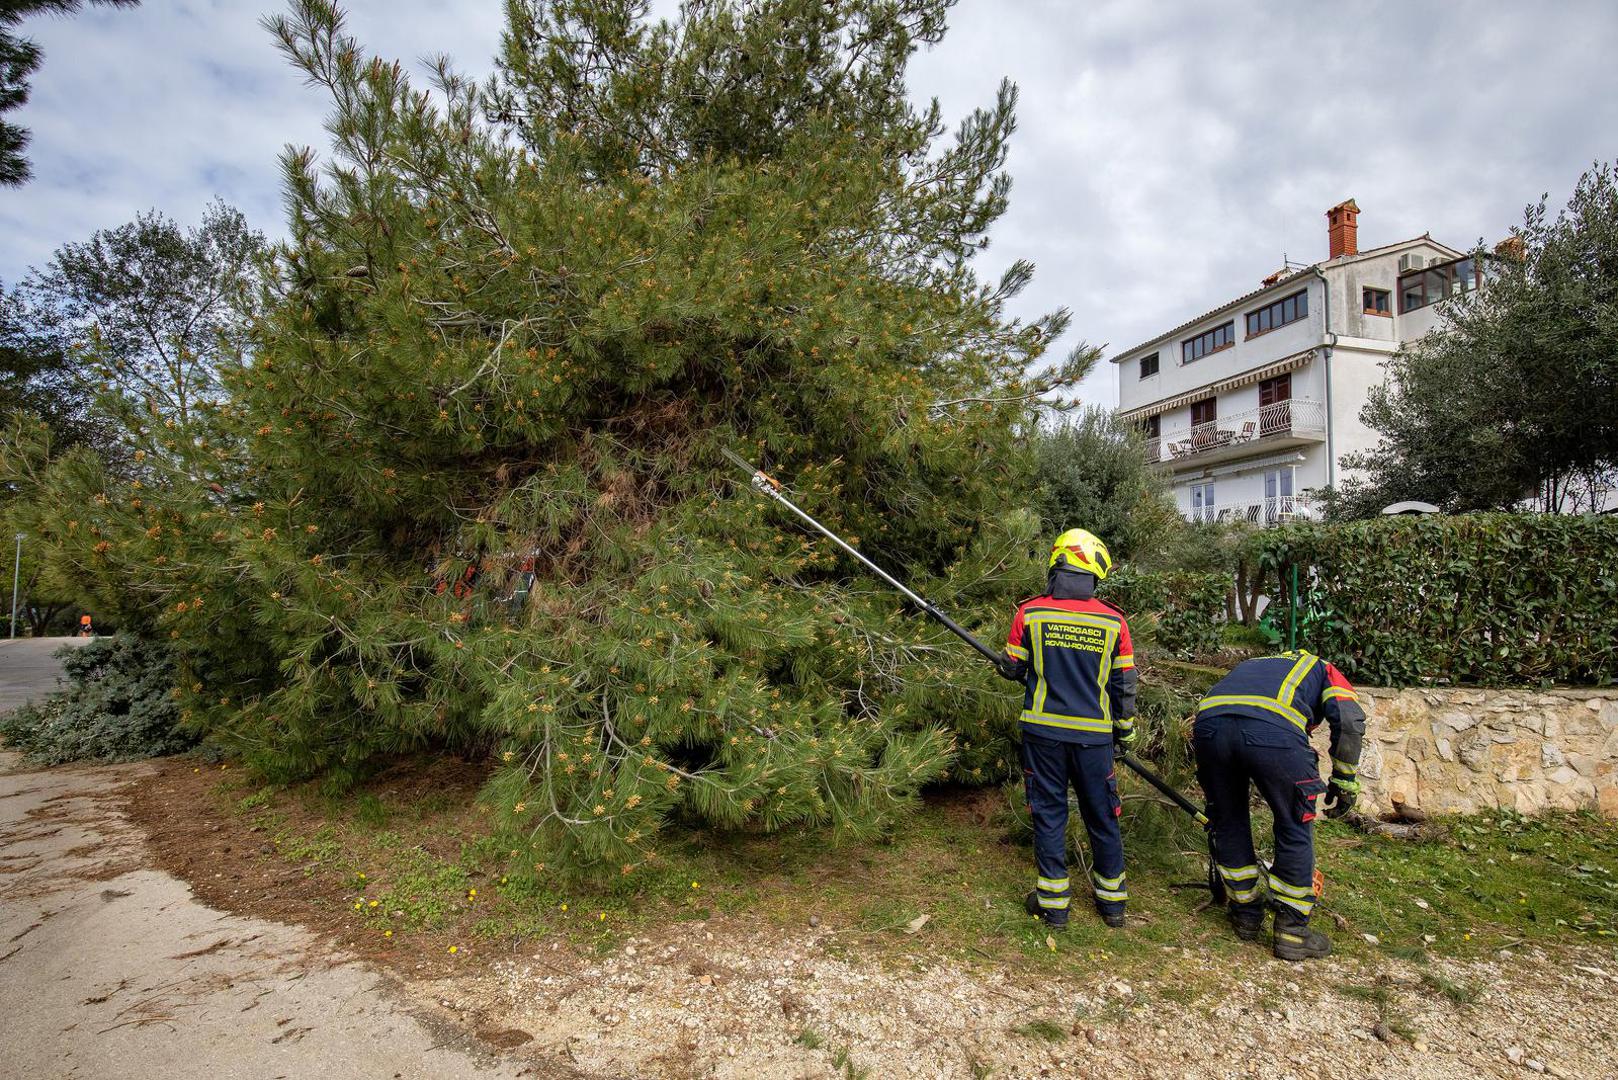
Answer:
[
  {"left": 1259, "top": 514, "right": 1618, "bottom": 686},
  {"left": 1, "top": 282, "right": 102, "bottom": 449},
  {"left": 0, "top": 1, "right": 140, "bottom": 186},
  {"left": 1340, "top": 160, "right": 1618, "bottom": 516},
  {"left": 0, "top": 634, "right": 194, "bottom": 763},
  {"left": 17, "top": 199, "right": 265, "bottom": 447},
  {"left": 16, "top": 0, "right": 1094, "bottom": 873},
  {"left": 1102, "top": 566, "right": 1226, "bottom": 660},
  {"left": 1030, "top": 408, "right": 1179, "bottom": 563}
]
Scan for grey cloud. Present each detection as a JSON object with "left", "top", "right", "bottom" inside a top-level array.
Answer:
[{"left": 5, "top": 0, "right": 1615, "bottom": 410}]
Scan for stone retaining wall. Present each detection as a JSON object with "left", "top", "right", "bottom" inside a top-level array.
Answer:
[{"left": 1308, "top": 687, "right": 1618, "bottom": 818}]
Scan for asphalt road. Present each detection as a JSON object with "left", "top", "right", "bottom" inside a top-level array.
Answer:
[{"left": 0, "top": 635, "right": 87, "bottom": 715}]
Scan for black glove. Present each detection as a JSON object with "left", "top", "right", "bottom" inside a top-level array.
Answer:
[
  {"left": 995, "top": 656, "right": 1025, "bottom": 683},
  {"left": 1323, "top": 777, "right": 1359, "bottom": 819}
]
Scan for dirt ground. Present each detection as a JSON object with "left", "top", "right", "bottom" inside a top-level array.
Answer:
[{"left": 117, "top": 757, "right": 1618, "bottom": 1080}]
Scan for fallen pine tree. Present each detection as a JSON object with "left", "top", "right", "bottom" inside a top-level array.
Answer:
[{"left": 11, "top": 0, "right": 1100, "bottom": 874}]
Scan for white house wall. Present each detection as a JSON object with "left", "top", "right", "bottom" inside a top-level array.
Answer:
[{"left": 1117, "top": 278, "right": 1324, "bottom": 414}]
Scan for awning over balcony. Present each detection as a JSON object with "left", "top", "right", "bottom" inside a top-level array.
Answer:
[{"left": 1120, "top": 348, "right": 1317, "bottom": 421}]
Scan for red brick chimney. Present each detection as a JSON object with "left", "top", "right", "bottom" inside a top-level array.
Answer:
[{"left": 1326, "top": 199, "right": 1359, "bottom": 259}]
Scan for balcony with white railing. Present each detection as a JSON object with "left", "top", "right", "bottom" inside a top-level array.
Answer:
[
  {"left": 1145, "top": 398, "right": 1326, "bottom": 467},
  {"left": 1188, "top": 494, "right": 1318, "bottom": 527}
]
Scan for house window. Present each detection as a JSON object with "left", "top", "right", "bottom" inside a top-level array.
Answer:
[
  {"left": 1263, "top": 467, "right": 1296, "bottom": 524},
  {"left": 1398, "top": 256, "right": 1479, "bottom": 313},
  {"left": 1141, "top": 414, "right": 1160, "bottom": 438},
  {"left": 1189, "top": 398, "right": 1217, "bottom": 429},
  {"left": 1244, "top": 290, "right": 1309, "bottom": 337},
  {"left": 1190, "top": 481, "right": 1216, "bottom": 523},
  {"left": 1258, "top": 373, "right": 1291, "bottom": 435},
  {"left": 1139, "top": 352, "right": 1159, "bottom": 378},
  {"left": 1363, "top": 287, "right": 1391, "bottom": 316},
  {"left": 1182, "top": 321, "right": 1235, "bottom": 363}
]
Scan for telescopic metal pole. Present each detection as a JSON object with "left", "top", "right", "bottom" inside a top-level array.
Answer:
[
  {"left": 720, "top": 449, "right": 1001, "bottom": 665},
  {"left": 9, "top": 533, "right": 22, "bottom": 639}
]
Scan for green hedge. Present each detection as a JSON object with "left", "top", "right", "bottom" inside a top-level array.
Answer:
[
  {"left": 1103, "top": 566, "right": 1227, "bottom": 660},
  {"left": 1260, "top": 514, "right": 1618, "bottom": 687}
]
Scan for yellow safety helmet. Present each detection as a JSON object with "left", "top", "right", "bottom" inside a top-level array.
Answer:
[{"left": 1048, "top": 528, "right": 1113, "bottom": 580}]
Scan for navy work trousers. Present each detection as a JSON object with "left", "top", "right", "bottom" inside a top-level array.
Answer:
[
  {"left": 1192, "top": 714, "right": 1325, "bottom": 920},
  {"left": 1020, "top": 731, "right": 1126, "bottom": 915}
]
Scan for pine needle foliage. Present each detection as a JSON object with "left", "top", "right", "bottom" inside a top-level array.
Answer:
[{"left": 12, "top": 0, "right": 1095, "bottom": 873}]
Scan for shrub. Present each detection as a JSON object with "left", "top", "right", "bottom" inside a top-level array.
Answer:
[
  {"left": 0, "top": 634, "right": 194, "bottom": 764},
  {"left": 1259, "top": 513, "right": 1618, "bottom": 686},
  {"left": 1102, "top": 566, "right": 1227, "bottom": 661}
]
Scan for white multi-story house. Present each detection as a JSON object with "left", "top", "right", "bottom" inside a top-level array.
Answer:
[{"left": 1112, "top": 200, "right": 1483, "bottom": 525}]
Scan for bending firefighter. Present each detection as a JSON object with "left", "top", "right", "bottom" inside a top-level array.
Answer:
[
  {"left": 1193, "top": 651, "right": 1366, "bottom": 960},
  {"left": 998, "top": 529, "right": 1137, "bottom": 929}
]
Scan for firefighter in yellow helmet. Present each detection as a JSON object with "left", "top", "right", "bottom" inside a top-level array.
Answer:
[{"left": 998, "top": 529, "right": 1137, "bottom": 928}]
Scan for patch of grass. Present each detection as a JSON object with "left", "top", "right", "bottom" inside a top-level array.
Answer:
[
  {"left": 353, "top": 793, "right": 389, "bottom": 829},
  {"left": 1317, "top": 809, "right": 1618, "bottom": 957},
  {"left": 1337, "top": 980, "right": 1420, "bottom": 1042},
  {"left": 966, "top": 1054, "right": 994, "bottom": 1079},
  {"left": 1420, "top": 970, "right": 1482, "bottom": 1006},
  {"left": 206, "top": 750, "right": 1618, "bottom": 991},
  {"left": 827, "top": 1045, "right": 869, "bottom": 1079},
  {"left": 1012, "top": 1018, "right": 1069, "bottom": 1042},
  {"left": 793, "top": 1028, "right": 825, "bottom": 1050}
]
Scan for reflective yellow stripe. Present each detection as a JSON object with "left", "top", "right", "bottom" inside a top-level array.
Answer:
[
  {"left": 1115, "top": 653, "right": 1135, "bottom": 669},
  {"left": 1027, "top": 613, "right": 1119, "bottom": 729},
  {"left": 1321, "top": 686, "right": 1357, "bottom": 702},
  {"left": 1218, "top": 864, "right": 1261, "bottom": 882},
  {"left": 1093, "top": 885, "right": 1128, "bottom": 901},
  {"left": 1331, "top": 757, "right": 1358, "bottom": 776},
  {"left": 1005, "top": 644, "right": 1030, "bottom": 660},
  {"left": 1197, "top": 694, "right": 1311, "bottom": 731},
  {"left": 1272, "top": 892, "right": 1314, "bottom": 915},
  {"left": 1113, "top": 716, "right": 1135, "bottom": 732},
  {"left": 1038, "top": 894, "right": 1071, "bottom": 909},
  {"left": 1037, "top": 877, "right": 1070, "bottom": 893},
  {"left": 1021, "top": 711, "right": 1112, "bottom": 733},
  {"left": 1227, "top": 882, "right": 1263, "bottom": 902},
  {"left": 1267, "top": 873, "right": 1314, "bottom": 899},
  {"left": 1091, "top": 870, "right": 1125, "bottom": 890},
  {"left": 1278, "top": 651, "right": 1317, "bottom": 710}
]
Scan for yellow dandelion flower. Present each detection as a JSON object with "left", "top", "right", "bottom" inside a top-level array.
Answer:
[
  {"left": 598, "top": 912, "right": 605, "bottom": 921},
  {"left": 691, "top": 881, "right": 700, "bottom": 890},
  {"left": 448, "top": 946, "right": 458, "bottom": 954},
  {"left": 369, "top": 900, "right": 378, "bottom": 908},
  {"left": 383, "top": 930, "right": 393, "bottom": 938},
  {"left": 560, "top": 903, "right": 568, "bottom": 911},
  {"left": 468, "top": 888, "right": 477, "bottom": 898}
]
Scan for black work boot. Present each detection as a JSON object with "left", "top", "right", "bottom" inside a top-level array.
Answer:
[
  {"left": 1228, "top": 902, "right": 1265, "bottom": 942},
  {"left": 1272, "top": 906, "right": 1331, "bottom": 961},
  {"left": 1094, "top": 899, "right": 1126, "bottom": 928},
  {"left": 1025, "top": 890, "right": 1070, "bottom": 929}
]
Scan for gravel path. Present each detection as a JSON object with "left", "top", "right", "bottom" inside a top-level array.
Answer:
[{"left": 449, "top": 908, "right": 1618, "bottom": 1079}]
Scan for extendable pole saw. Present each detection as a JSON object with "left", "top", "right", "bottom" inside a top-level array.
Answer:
[{"left": 724, "top": 450, "right": 1228, "bottom": 904}]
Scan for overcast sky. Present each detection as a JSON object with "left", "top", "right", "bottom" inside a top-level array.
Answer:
[{"left": 5, "top": 0, "right": 1616, "bottom": 406}]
